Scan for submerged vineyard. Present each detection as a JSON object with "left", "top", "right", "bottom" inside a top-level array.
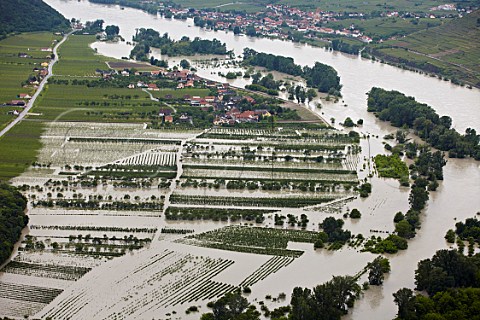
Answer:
[{"left": 2, "top": 122, "right": 369, "bottom": 319}]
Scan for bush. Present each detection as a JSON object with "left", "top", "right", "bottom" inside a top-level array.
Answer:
[{"left": 350, "top": 209, "right": 361, "bottom": 219}]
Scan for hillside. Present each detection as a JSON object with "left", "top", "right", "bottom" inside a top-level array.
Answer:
[
  {"left": 0, "top": 0, "right": 69, "bottom": 38},
  {"left": 374, "top": 10, "right": 480, "bottom": 87}
]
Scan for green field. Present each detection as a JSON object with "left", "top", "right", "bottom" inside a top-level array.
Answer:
[
  {"left": 325, "top": 17, "right": 443, "bottom": 40},
  {"left": 34, "top": 84, "right": 154, "bottom": 121},
  {"left": 152, "top": 88, "right": 211, "bottom": 99},
  {"left": 54, "top": 34, "right": 112, "bottom": 76},
  {"left": 0, "top": 32, "right": 62, "bottom": 128},
  {"left": 380, "top": 10, "right": 480, "bottom": 86},
  {"left": 0, "top": 120, "right": 44, "bottom": 181}
]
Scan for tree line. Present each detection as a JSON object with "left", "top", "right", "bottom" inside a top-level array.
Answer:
[
  {"left": 243, "top": 48, "right": 342, "bottom": 95},
  {"left": 394, "top": 248, "right": 480, "bottom": 320},
  {"left": 368, "top": 87, "right": 480, "bottom": 160},
  {"left": 0, "top": 183, "right": 28, "bottom": 265},
  {"left": 130, "top": 28, "right": 229, "bottom": 60}
]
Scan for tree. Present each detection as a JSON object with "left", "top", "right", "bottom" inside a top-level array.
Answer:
[
  {"left": 211, "top": 291, "right": 250, "bottom": 320},
  {"left": 343, "top": 117, "right": 355, "bottom": 127},
  {"left": 393, "top": 288, "right": 416, "bottom": 320},
  {"left": 233, "top": 26, "right": 241, "bottom": 35},
  {"left": 306, "top": 88, "right": 317, "bottom": 102},
  {"left": 180, "top": 59, "right": 190, "bottom": 69},
  {"left": 444, "top": 229, "right": 456, "bottom": 243},
  {"left": 350, "top": 208, "right": 361, "bottom": 219},
  {"left": 367, "top": 257, "right": 390, "bottom": 285},
  {"left": 394, "top": 211, "right": 405, "bottom": 223},
  {"left": 246, "top": 25, "right": 256, "bottom": 37},
  {"left": 105, "top": 25, "right": 120, "bottom": 37},
  {"left": 395, "top": 220, "right": 415, "bottom": 239}
]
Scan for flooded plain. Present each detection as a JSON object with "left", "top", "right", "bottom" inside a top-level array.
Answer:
[{"left": 0, "top": 0, "right": 479, "bottom": 319}]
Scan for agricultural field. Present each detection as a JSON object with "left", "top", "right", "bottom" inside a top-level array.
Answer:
[
  {"left": 0, "top": 120, "right": 44, "bottom": 180},
  {"left": 53, "top": 34, "right": 112, "bottom": 76},
  {"left": 179, "top": 225, "right": 321, "bottom": 257},
  {"left": 0, "top": 117, "right": 373, "bottom": 318},
  {"left": 0, "top": 32, "right": 62, "bottom": 128},
  {"left": 34, "top": 84, "right": 153, "bottom": 121},
  {"left": 379, "top": 9, "right": 480, "bottom": 86},
  {"left": 324, "top": 17, "right": 443, "bottom": 40}
]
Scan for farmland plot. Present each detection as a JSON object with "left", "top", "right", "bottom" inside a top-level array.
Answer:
[
  {"left": 2, "top": 120, "right": 369, "bottom": 319},
  {"left": 40, "top": 249, "right": 237, "bottom": 319},
  {"left": 179, "top": 225, "right": 321, "bottom": 257}
]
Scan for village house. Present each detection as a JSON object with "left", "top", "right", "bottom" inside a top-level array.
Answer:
[
  {"left": 147, "top": 83, "right": 159, "bottom": 91},
  {"left": 9, "top": 100, "right": 26, "bottom": 106},
  {"left": 18, "top": 93, "right": 31, "bottom": 99}
]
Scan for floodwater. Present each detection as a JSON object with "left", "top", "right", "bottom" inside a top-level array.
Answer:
[{"left": 6, "top": 0, "right": 480, "bottom": 318}]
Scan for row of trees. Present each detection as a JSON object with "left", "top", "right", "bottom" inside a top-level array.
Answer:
[
  {"left": 0, "top": 183, "right": 28, "bottom": 265},
  {"left": 130, "top": 28, "right": 229, "bottom": 60},
  {"left": 201, "top": 275, "right": 362, "bottom": 320},
  {"left": 368, "top": 87, "right": 480, "bottom": 160},
  {"left": 243, "top": 48, "right": 342, "bottom": 94}
]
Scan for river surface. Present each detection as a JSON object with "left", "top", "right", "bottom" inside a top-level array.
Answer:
[{"left": 38, "top": 0, "right": 480, "bottom": 318}]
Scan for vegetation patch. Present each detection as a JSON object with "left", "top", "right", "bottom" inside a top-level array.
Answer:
[{"left": 180, "top": 225, "right": 323, "bottom": 257}]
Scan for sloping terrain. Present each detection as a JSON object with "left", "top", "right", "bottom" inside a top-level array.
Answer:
[{"left": 0, "top": 0, "right": 69, "bottom": 37}]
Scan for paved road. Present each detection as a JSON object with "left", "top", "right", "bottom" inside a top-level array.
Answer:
[{"left": 0, "top": 31, "right": 73, "bottom": 138}]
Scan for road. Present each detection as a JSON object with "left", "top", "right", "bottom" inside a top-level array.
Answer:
[
  {"left": 142, "top": 88, "right": 177, "bottom": 113},
  {"left": 0, "top": 30, "right": 73, "bottom": 138}
]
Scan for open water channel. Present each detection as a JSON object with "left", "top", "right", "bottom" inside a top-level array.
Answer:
[{"left": 23, "top": 0, "right": 480, "bottom": 318}]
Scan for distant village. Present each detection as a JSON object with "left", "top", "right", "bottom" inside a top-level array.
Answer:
[
  {"left": 97, "top": 66, "right": 274, "bottom": 125},
  {"left": 161, "top": 2, "right": 474, "bottom": 44}
]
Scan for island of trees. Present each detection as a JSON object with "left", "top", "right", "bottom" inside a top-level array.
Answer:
[
  {"left": 243, "top": 48, "right": 342, "bottom": 95},
  {"left": 0, "top": 183, "right": 28, "bottom": 265},
  {"left": 130, "top": 28, "right": 229, "bottom": 60},
  {"left": 394, "top": 247, "right": 480, "bottom": 320},
  {"left": 368, "top": 87, "right": 480, "bottom": 160}
]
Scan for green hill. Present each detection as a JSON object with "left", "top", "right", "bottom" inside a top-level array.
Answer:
[
  {"left": 0, "top": 0, "right": 70, "bottom": 38},
  {"left": 374, "top": 10, "right": 480, "bottom": 87}
]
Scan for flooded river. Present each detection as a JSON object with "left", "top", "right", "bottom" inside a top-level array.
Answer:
[{"left": 21, "top": 0, "right": 480, "bottom": 318}]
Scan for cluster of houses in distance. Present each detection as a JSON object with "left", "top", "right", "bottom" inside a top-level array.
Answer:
[
  {"left": 163, "top": 2, "right": 475, "bottom": 44},
  {"left": 99, "top": 66, "right": 274, "bottom": 125}
]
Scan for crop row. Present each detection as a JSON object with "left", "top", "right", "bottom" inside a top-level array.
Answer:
[
  {"left": 0, "top": 282, "right": 63, "bottom": 304},
  {"left": 240, "top": 256, "right": 294, "bottom": 288},
  {"left": 170, "top": 194, "right": 339, "bottom": 208},
  {"left": 30, "top": 225, "right": 157, "bottom": 233},
  {"left": 165, "top": 207, "right": 275, "bottom": 222},
  {"left": 32, "top": 200, "right": 163, "bottom": 211},
  {"left": 179, "top": 240, "right": 304, "bottom": 258},
  {"left": 3, "top": 261, "right": 91, "bottom": 281},
  {"left": 161, "top": 228, "right": 194, "bottom": 234},
  {"left": 181, "top": 168, "right": 357, "bottom": 183},
  {"left": 183, "top": 164, "right": 354, "bottom": 175},
  {"left": 68, "top": 137, "right": 181, "bottom": 145},
  {"left": 116, "top": 151, "right": 177, "bottom": 167}
]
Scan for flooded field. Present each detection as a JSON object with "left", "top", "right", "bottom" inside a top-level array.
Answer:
[
  {"left": 1, "top": 121, "right": 398, "bottom": 319},
  {"left": 0, "top": 0, "right": 478, "bottom": 318}
]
